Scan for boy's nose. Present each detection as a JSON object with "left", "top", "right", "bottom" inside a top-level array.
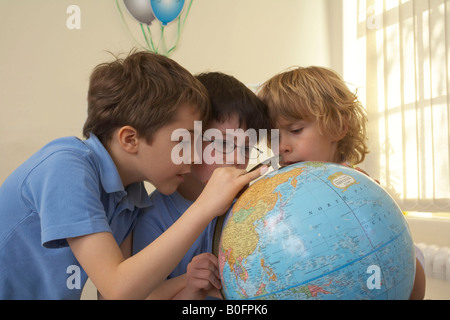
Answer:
[
  {"left": 235, "top": 149, "right": 247, "bottom": 166},
  {"left": 279, "top": 135, "right": 291, "bottom": 154}
]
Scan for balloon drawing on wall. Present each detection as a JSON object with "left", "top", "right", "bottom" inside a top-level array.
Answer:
[
  {"left": 123, "top": 0, "right": 156, "bottom": 25},
  {"left": 116, "top": 0, "right": 193, "bottom": 56},
  {"left": 150, "top": 0, "right": 185, "bottom": 25}
]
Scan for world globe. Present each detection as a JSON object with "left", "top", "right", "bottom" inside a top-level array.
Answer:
[{"left": 217, "top": 162, "right": 416, "bottom": 300}]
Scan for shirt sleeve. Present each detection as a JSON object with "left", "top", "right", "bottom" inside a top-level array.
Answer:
[{"left": 21, "top": 150, "right": 112, "bottom": 249}]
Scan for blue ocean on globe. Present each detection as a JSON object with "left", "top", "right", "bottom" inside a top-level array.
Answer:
[{"left": 218, "top": 162, "right": 416, "bottom": 300}]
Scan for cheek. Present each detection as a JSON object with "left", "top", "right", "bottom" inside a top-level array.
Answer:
[
  {"left": 290, "top": 140, "right": 306, "bottom": 156},
  {"left": 192, "top": 164, "right": 216, "bottom": 183},
  {"left": 236, "top": 162, "right": 248, "bottom": 170},
  {"left": 289, "top": 140, "right": 317, "bottom": 162}
]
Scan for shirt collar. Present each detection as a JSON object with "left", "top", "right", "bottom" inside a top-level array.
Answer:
[
  {"left": 83, "top": 134, "right": 152, "bottom": 208},
  {"left": 126, "top": 183, "right": 153, "bottom": 209},
  {"left": 84, "top": 134, "right": 123, "bottom": 193}
]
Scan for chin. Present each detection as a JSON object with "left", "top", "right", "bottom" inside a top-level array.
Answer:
[{"left": 156, "top": 183, "right": 178, "bottom": 196}]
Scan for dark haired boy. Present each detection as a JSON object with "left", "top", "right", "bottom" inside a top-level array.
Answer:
[{"left": 133, "top": 72, "right": 271, "bottom": 299}]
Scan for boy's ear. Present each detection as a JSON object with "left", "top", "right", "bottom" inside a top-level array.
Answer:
[{"left": 117, "top": 126, "right": 139, "bottom": 154}]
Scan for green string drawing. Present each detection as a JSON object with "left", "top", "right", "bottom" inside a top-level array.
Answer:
[{"left": 116, "top": 0, "right": 193, "bottom": 56}]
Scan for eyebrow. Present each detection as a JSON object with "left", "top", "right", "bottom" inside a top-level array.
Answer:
[{"left": 285, "top": 119, "right": 309, "bottom": 127}]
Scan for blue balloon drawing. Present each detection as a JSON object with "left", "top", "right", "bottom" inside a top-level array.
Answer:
[{"left": 150, "top": 0, "right": 185, "bottom": 25}]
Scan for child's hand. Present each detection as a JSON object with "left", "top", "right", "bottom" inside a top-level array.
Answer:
[
  {"left": 174, "top": 253, "right": 221, "bottom": 300},
  {"left": 197, "top": 166, "right": 268, "bottom": 217}
]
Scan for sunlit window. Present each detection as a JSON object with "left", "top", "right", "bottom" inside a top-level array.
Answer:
[{"left": 343, "top": 0, "right": 450, "bottom": 213}]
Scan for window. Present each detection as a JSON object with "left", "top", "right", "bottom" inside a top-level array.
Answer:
[{"left": 343, "top": 0, "right": 450, "bottom": 212}]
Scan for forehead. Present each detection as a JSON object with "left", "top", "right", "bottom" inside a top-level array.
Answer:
[
  {"left": 167, "top": 104, "right": 202, "bottom": 131},
  {"left": 205, "top": 114, "right": 248, "bottom": 132},
  {"left": 172, "top": 103, "right": 202, "bottom": 120},
  {"left": 276, "top": 116, "right": 308, "bottom": 128}
]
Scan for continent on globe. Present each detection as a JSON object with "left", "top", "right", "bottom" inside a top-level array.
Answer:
[
  {"left": 218, "top": 162, "right": 416, "bottom": 300},
  {"left": 219, "top": 167, "right": 305, "bottom": 297}
]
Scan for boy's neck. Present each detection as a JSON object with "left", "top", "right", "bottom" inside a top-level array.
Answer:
[
  {"left": 177, "top": 174, "right": 205, "bottom": 201},
  {"left": 105, "top": 139, "right": 138, "bottom": 189}
]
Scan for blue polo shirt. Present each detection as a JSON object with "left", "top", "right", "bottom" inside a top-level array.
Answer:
[
  {"left": 133, "top": 191, "right": 218, "bottom": 279},
  {"left": 0, "top": 134, "right": 151, "bottom": 299}
]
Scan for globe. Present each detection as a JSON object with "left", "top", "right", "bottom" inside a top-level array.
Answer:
[{"left": 217, "top": 162, "right": 416, "bottom": 300}]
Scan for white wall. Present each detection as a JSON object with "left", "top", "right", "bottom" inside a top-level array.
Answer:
[
  {"left": 171, "top": 0, "right": 334, "bottom": 83},
  {"left": 0, "top": 0, "right": 341, "bottom": 185}
]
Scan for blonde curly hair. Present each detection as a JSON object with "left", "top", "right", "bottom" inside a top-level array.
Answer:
[{"left": 258, "top": 66, "right": 369, "bottom": 165}]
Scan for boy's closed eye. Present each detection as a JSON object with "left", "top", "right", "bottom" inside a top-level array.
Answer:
[
  {"left": 290, "top": 127, "right": 304, "bottom": 134},
  {"left": 282, "top": 119, "right": 309, "bottom": 135}
]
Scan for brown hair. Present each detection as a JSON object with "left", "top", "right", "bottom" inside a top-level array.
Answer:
[
  {"left": 195, "top": 72, "right": 271, "bottom": 133},
  {"left": 258, "top": 66, "right": 369, "bottom": 165},
  {"left": 83, "top": 50, "right": 210, "bottom": 145}
]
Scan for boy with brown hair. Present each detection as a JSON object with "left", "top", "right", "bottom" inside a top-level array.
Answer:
[
  {"left": 133, "top": 72, "right": 271, "bottom": 299},
  {"left": 0, "top": 52, "right": 264, "bottom": 299}
]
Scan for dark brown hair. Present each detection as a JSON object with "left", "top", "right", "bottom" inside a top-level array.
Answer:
[
  {"left": 83, "top": 50, "right": 210, "bottom": 145},
  {"left": 195, "top": 72, "right": 271, "bottom": 133}
]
